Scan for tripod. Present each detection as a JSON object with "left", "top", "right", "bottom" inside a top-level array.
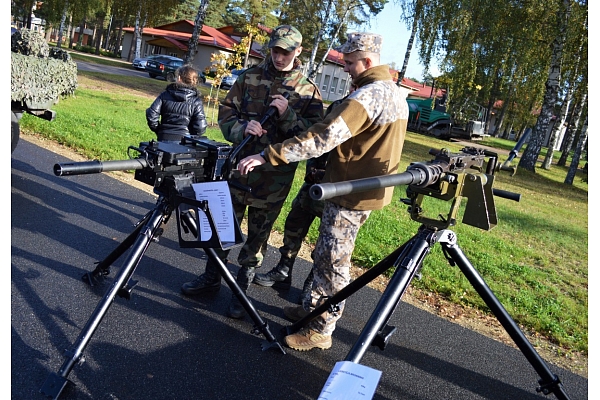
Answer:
[
  {"left": 284, "top": 147, "right": 571, "bottom": 399},
  {"left": 284, "top": 224, "right": 570, "bottom": 399},
  {"left": 41, "top": 190, "right": 285, "bottom": 400}
]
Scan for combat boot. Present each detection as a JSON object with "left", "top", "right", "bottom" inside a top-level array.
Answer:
[
  {"left": 227, "top": 266, "right": 256, "bottom": 319},
  {"left": 181, "top": 258, "right": 224, "bottom": 296},
  {"left": 253, "top": 257, "right": 295, "bottom": 289},
  {"left": 297, "top": 269, "right": 314, "bottom": 305}
]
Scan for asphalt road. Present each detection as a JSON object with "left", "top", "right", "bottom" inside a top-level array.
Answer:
[{"left": 12, "top": 138, "right": 588, "bottom": 400}]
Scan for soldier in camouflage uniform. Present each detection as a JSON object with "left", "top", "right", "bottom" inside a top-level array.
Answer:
[
  {"left": 180, "top": 25, "right": 324, "bottom": 320},
  {"left": 252, "top": 85, "right": 358, "bottom": 305},
  {"left": 237, "top": 32, "right": 411, "bottom": 351}
]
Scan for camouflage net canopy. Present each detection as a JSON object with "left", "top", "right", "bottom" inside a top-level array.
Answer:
[{"left": 11, "top": 28, "right": 78, "bottom": 110}]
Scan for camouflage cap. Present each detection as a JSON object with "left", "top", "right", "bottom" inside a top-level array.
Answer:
[
  {"left": 268, "top": 25, "right": 302, "bottom": 51},
  {"left": 336, "top": 32, "right": 383, "bottom": 54}
]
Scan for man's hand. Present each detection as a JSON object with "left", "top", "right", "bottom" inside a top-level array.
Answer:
[
  {"left": 245, "top": 120, "right": 266, "bottom": 137},
  {"left": 269, "top": 94, "right": 289, "bottom": 117},
  {"left": 238, "top": 154, "right": 267, "bottom": 175}
]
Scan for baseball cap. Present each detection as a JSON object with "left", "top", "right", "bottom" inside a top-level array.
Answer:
[
  {"left": 336, "top": 32, "right": 383, "bottom": 54},
  {"left": 268, "top": 25, "right": 302, "bottom": 51}
]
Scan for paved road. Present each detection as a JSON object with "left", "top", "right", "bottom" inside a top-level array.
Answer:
[
  {"left": 75, "top": 60, "right": 156, "bottom": 79},
  {"left": 12, "top": 138, "right": 587, "bottom": 400}
]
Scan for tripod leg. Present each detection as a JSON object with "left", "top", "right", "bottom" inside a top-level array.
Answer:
[
  {"left": 40, "top": 203, "right": 169, "bottom": 400},
  {"left": 282, "top": 239, "right": 410, "bottom": 337},
  {"left": 204, "top": 248, "right": 286, "bottom": 354},
  {"left": 83, "top": 206, "right": 157, "bottom": 286},
  {"left": 345, "top": 230, "right": 434, "bottom": 363},
  {"left": 439, "top": 231, "right": 571, "bottom": 400}
]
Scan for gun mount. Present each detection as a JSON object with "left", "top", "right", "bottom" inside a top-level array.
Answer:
[
  {"left": 43, "top": 132, "right": 288, "bottom": 399},
  {"left": 296, "top": 147, "right": 570, "bottom": 400}
]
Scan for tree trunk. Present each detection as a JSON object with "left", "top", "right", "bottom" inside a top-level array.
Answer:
[
  {"left": 185, "top": 0, "right": 209, "bottom": 64},
  {"left": 518, "top": 0, "right": 570, "bottom": 172},
  {"left": 56, "top": 1, "right": 69, "bottom": 49},
  {"left": 128, "top": 5, "right": 141, "bottom": 62},
  {"left": 77, "top": 18, "right": 86, "bottom": 47},
  {"left": 558, "top": 91, "right": 586, "bottom": 166},
  {"left": 114, "top": 19, "right": 124, "bottom": 57},
  {"left": 398, "top": 11, "right": 418, "bottom": 83},
  {"left": 564, "top": 115, "right": 587, "bottom": 185}
]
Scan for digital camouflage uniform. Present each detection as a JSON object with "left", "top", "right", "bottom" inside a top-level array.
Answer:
[
  {"left": 253, "top": 97, "right": 347, "bottom": 302},
  {"left": 263, "top": 32, "right": 411, "bottom": 339}
]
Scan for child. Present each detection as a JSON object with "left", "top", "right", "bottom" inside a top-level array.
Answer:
[{"left": 146, "top": 65, "right": 207, "bottom": 142}]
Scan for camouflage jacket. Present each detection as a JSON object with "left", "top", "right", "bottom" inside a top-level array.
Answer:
[
  {"left": 264, "top": 65, "right": 410, "bottom": 211},
  {"left": 218, "top": 57, "right": 323, "bottom": 208}
]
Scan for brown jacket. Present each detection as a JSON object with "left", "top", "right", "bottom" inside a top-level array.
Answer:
[{"left": 264, "top": 65, "right": 410, "bottom": 210}]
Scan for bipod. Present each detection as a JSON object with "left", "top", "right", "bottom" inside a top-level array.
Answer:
[{"left": 283, "top": 224, "right": 570, "bottom": 400}]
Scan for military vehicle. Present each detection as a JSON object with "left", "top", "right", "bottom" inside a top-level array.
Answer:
[
  {"left": 11, "top": 28, "right": 78, "bottom": 153},
  {"left": 407, "top": 95, "right": 488, "bottom": 141}
]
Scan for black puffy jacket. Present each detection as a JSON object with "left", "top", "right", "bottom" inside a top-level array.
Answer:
[{"left": 146, "top": 82, "right": 208, "bottom": 141}]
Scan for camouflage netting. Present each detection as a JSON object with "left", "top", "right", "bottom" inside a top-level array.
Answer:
[{"left": 11, "top": 28, "right": 78, "bottom": 109}]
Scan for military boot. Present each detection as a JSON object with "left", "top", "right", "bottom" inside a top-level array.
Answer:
[
  {"left": 253, "top": 257, "right": 295, "bottom": 289},
  {"left": 227, "top": 266, "right": 256, "bottom": 319},
  {"left": 181, "top": 258, "right": 224, "bottom": 296},
  {"left": 297, "top": 268, "right": 314, "bottom": 305}
]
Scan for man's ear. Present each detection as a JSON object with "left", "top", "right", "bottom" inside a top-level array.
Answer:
[
  {"left": 295, "top": 46, "right": 303, "bottom": 57},
  {"left": 364, "top": 57, "right": 373, "bottom": 69}
]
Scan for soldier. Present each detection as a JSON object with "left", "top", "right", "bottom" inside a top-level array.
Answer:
[
  {"left": 180, "top": 25, "right": 324, "bottom": 320},
  {"left": 252, "top": 84, "right": 358, "bottom": 305},
  {"left": 237, "top": 32, "right": 410, "bottom": 350}
]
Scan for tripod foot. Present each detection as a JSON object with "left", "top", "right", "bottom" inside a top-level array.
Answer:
[
  {"left": 40, "top": 372, "right": 71, "bottom": 400},
  {"left": 82, "top": 269, "right": 109, "bottom": 287},
  {"left": 372, "top": 325, "right": 397, "bottom": 351},
  {"left": 261, "top": 339, "right": 286, "bottom": 354}
]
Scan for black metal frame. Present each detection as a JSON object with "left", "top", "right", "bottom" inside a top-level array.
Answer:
[
  {"left": 283, "top": 223, "right": 570, "bottom": 400},
  {"left": 40, "top": 193, "right": 285, "bottom": 400}
]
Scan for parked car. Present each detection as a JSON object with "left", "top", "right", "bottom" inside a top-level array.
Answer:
[
  {"left": 221, "top": 69, "right": 246, "bottom": 89},
  {"left": 146, "top": 55, "right": 184, "bottom": 81},
  {"left": 132, "top": 55, "right": 161, "bottom": 70}
]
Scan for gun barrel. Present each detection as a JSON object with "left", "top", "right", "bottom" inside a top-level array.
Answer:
[
  {"left": 492, "top": 188, "right": 521, "bottom": 202},
  {"left": 54, "top": 158, "right": 148, "bottom": 176},
  {"left": 310, "top": 169, "right": 427, "bottom": 201}
]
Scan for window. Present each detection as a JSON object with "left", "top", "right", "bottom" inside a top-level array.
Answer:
[
  {"left": 339, "top": 79, "right": 347, "bottom": 94},
  {"left": 321, "top": 75, "right": 331, "bottom": 92},
  {"left": 330, "top": 77, "right": 339, "bottom": 93}
]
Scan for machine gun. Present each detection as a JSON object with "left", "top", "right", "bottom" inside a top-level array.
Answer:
[
  {"left": 289, "top": 147, "right": 571, "bottom": 400},
  {"left": 41, "top": 113, "right": 289, "bottom": 398}
]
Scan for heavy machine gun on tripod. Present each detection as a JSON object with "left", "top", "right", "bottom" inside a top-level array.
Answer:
[
  {"left": 289, "top": 146, "right": 571, "bottom": 400},
  {"left": 41, "top": 99, "right": 289, "bottom": 399}
]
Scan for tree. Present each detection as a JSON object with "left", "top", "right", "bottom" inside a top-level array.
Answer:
[
  {"left": 518, "top": 0, "right": 571, "bottom": 172},
  {"left": 184, "top": 0, "right": 210, "bottom": 64},
  {"left": 564, "top": 114, "right": 587, "bottom": 185}
]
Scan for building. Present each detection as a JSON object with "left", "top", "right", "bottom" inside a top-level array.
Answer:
[{"left": 120, "top": 20, "right": 438, "bottom": 102}]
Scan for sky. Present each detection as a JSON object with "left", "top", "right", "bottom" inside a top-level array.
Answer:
[{"left": 351, "top": 1, "right": 441, "bottom": 81}]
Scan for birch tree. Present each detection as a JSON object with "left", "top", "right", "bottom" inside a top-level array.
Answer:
[
  {"left": 518, "top": 0, "right": 571, "bottom": 172},
  {"left": 565, "top": 115, "right": 587, "bottom": 185},
  {"left": 185, "top": 0, "right": 210, "bottom": 64}
]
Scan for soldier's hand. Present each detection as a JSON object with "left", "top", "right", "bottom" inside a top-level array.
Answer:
[
  {"left": 245, "top": 120, "right": 266, "bottom": 137},
  {"left": 269, "top": 94, "right": 289, "bottom": 117},
  {"left": 238, "top": 154, "right": 266, "bottom": 175}
]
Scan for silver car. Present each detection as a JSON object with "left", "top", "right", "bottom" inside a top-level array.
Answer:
[
  {"left": 221, "top": 69, "right": 246, "bottom": 89},
  {"left": 132, "top": 55, "right": 161, "bottom": 70}
]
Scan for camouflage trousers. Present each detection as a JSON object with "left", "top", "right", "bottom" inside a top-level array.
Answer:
[
  {"left": 212, "top": 193, "right": 285, "bottom": 270},
  {"left": 305, "top": 201, "right": 371, "bottom": 336},
  {"left": 279, "top": 182, "right": 325, "bottom": 261}
]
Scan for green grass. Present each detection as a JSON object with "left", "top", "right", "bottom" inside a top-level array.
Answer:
[{"left": 18, "top": 69, "right": 588, "bottom": 356}]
